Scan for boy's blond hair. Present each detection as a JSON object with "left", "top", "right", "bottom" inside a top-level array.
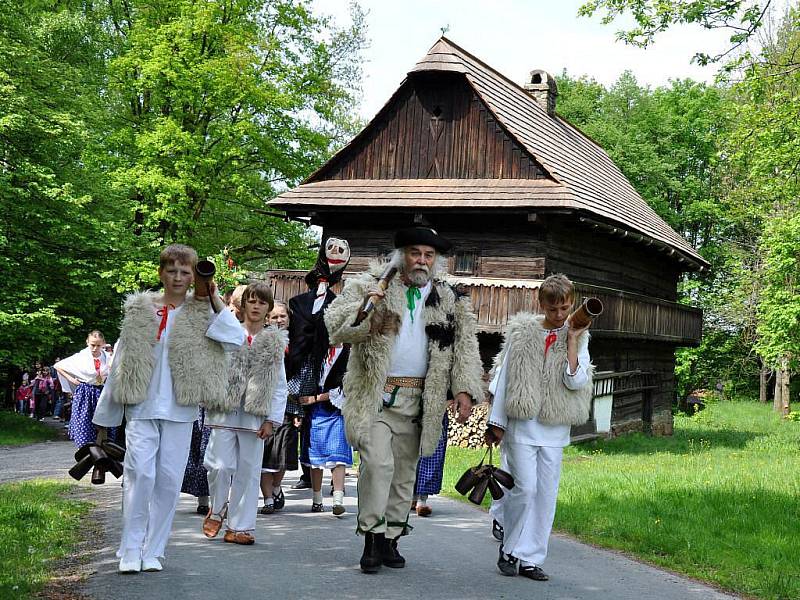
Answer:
[
  {"left": 538, "top": 273, "right": 575, "bottom": 305},
  {"left": 159, "top": 244, "right": 198, "bottom": 269},
  {"left": 86, "top": 329, "right": 105, "bottom": 342}
]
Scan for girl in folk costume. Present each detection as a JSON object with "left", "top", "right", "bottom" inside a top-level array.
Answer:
[
  {"left": 260, "top": 301, "right": 297, "bottom": 514},
  {"left": 411, "top": 412, "right": 449, "bottom": 517},
  {"left": 202, "top": 282, "right": 288, "bottom": 545},
  {"left": 93, "top": 244, "right": 244, "bottom": 574},
  {"left": 287, "top": 237, "right": 352, "bottom": 515},
  {"left": 55, "top": 330, "right": 116, "bottom": 447},
  {"left": 485, "top": 274, "right": 593, "bottom": 582}
]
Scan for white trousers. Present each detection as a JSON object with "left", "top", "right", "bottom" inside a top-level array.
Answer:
[
  {"left": 492, "top": 443, "right": 563, "bottom": 566},
  {"left": 118, "top": 419, "right": 193, "bottom": 560},
  {"left": 204, "top": 428, "right": 264, "bottom": 533}
]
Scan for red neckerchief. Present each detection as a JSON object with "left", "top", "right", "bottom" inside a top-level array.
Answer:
[
  {"left": 156, "top": 304, "right": 176, "bottom": 341},
  {"left": 544, "top": 330, "right": 558, "bottom": 357},
  {"left": 93, "top": 358, "right": 101, "bottom": 374},
  {"left": 247, "top": 334, "right": 253, "bottom": 347}
]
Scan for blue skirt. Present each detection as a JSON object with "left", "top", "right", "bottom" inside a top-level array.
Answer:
[
  {"left": 307, "top": 402, "right": 352, "bottom": 467},
  {"left": 68, "top": 383, "right": 118, "bottom": 448},
  {"left": 415, "top": 412, "right": 449, "bottom": 496},
  {"left": 181, "top": 407, "right": 210, "bottom": 497}
]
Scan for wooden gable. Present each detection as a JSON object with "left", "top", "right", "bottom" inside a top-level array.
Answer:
[{"left": 310, "top": 72, "right": 549, "bottom": 182}]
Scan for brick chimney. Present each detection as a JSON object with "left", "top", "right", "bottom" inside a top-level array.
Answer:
[{"left": 524, "top": 69, "right": 558, "bottom": 116}]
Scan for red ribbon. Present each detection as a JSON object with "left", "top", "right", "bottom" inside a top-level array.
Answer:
[
  {"left": 247, "top": 334, "right": 253, "bottom": 347},
  {"left": 544, "top": 330, "right": 558, "bottom": 357},
  {"left": 327, "top": 346, "right": 337, "bottom": 365},
  {"left": 93, "top": 358, "right": 101, "bottom": 373},
  {"left": 156, "top": 304, "right": 176, "bottom": 341}
]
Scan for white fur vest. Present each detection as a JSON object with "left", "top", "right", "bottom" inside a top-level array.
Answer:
[
  {"left": 324, "top": 263, "right": 484, "bottom": 456},
  {"left": 204, "top": 326, "right": 287, "bottom": 416},
  {"left": 110, "top": 291, "right": 227, "bottom": 407},
  {"left": 495, "top": 312, "right": 593, "bottom": 425}
]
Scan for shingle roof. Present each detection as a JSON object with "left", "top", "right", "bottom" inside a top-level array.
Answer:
[{"left": 271, "top": 37, "right": 707, "bottom": 268}]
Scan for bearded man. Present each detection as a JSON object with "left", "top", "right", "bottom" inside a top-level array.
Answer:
[{"left": 324, "top": 227, "right": 483, "bottom": 574}]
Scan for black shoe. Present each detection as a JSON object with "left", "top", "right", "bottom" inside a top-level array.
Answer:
[
  {"left": 196, "top": 504, "right": 209, "bottom": 515},
  {"left": 519, "top": 565, "right": 549, "bottom": 581},
  {"left": 360, "top": 532, "right": 384, "bottom": 574},
  {"left": 492, "top": 519, "right": 504, "bottom": 542},
  {"left": 497, "top": 545, "right": 518, "bottom": 576},
  {"left": 272, "top": 488, "right": 285, "bottom": 510},
  {"left": 292, "top": 479, "right": 312, "bottom": 490},
  {"left": 380, "top": 536, "right": 405, "bottom": 568},
  {"left": 311, "top": 502, "right": 324, "bottom": 513}
]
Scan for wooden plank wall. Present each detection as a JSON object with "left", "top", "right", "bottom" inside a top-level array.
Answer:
[
  {"left": 325, "top": 217, "right": 681, "bottom": 301},
  {"left": 315, "top": 74, "right": 548, "bottom": 181}
]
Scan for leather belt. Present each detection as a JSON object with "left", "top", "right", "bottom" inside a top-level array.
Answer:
[{"left": 384, "top": 376, "right": 425, "bottom": 391}]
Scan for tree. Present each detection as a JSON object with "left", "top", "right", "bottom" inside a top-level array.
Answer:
[
  {"left": 578, "top": 0, "right": 774, "bottom": 64},
  {"left": 100, "top": 0, "right": 366, "bottom": 284}
]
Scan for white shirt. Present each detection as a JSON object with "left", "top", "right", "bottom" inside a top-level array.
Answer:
[
  {"left": 388, "top": 281, "right": 432, "bottom": 378},
  {"left": 93, "top": 304, "right": 244, "bottom": 427},
  {"left": 488, "top": 326, "right": 591, "bottom": 448},
  {"left": 320, "top": 345, "right": 346, "bottom": 409},
  {"left": 206, "top": 329, "right": 289, "bottom": 431},
  {"left": 54, "top": 348, "right": 110, "bottom": 394}
]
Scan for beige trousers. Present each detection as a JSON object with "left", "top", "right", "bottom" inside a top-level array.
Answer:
[{"left": 356, "top": 386, "right": 422, "bottom": 539}]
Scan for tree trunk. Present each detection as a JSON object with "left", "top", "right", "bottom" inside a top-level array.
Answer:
[
  {"left": 779, "top": 359, "right": 791, "bottom": 416},
  {"left": 759, "top": 368, "right": 768, "bottom": 403},
  {"left": 773, "top": 369, "right": 782, "bottom": 413}
]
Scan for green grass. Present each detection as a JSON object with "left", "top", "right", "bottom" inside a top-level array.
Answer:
[
  {"left": 0, "top": 481, "right": 92, "bottom": 598},
  {"left": 0, "top": 410, "right": 59, "bottom": 446},
  {"left": 442, "top": 402, "right": 800, "bottom": 600}
]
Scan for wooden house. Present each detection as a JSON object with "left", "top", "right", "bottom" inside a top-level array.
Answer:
[{"left": 268, "top": 37, "right": 708, "bottom": 438}]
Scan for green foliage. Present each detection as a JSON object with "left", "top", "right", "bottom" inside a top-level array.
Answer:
[
  {"left": 578, "top": 0, "right": 772, "bottom": 65},
  {"left": 0, "top": 0, "right": 365, "bottom": 374}
]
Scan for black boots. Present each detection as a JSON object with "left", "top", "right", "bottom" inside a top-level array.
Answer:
[
  {"left": 360, "top": 532, "right": 384, "bottom": 573},
  {"left": 381, "top": 536, "right": 405, "bottom": 568}
]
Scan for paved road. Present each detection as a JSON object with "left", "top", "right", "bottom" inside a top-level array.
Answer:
[{"left": 3, "top": 423, "right": 739, "bottom": 600}]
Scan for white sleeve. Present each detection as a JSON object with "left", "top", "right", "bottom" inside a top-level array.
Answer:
[
  {"left": 487, "top": 348, "right": 510, "bottom": 431},
  {"left": 92, "top": 340, "right": 124, "bottom": 427},
  {"left": 206, "top": 307, "right": 246, "bottom": 352},
  {"left": 266, "top": 365, "right": 288, "bottom": 426},
  {"left": 563, "top": 335, "right": 591, "bottom": 390},
  {"left": 328, "top": 387, "right": 346, "bottom": 410}
]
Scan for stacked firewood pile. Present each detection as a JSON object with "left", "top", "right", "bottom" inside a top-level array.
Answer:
[{"left": 447, "top": 402, "right": 490, "bottom": 449}]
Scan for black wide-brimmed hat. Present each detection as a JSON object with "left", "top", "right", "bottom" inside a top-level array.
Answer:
[{"left": 394, "top": 227, "right": 452, "bottom": 254}]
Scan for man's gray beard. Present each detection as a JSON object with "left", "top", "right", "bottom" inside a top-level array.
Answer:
[{"left": 405, "top": 268, "right": 431, "bottom": 287}]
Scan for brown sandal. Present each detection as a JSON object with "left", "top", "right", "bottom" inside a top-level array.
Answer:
[
  {"left": 202, "top": 506, "right": 226, "bottom": 538},
  {"left": 223, "top": 530, "right": 255, "bottom": 545}
]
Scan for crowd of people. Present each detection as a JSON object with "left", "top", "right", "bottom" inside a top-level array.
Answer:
[{"left": 36, "top": 227, "right": 593, "bottom": 584}]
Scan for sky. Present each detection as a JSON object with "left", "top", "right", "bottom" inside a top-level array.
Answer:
[{"left": 313, "top": 0, "right": 737, "bottom": 120}]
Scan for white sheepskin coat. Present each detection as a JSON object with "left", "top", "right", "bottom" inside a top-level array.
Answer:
[{"left": 324, "top": 263, "right": 484, "bottom": 456}]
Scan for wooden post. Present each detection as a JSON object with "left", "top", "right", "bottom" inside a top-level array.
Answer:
[{"left": 759, "top": 368, "right": 768, "bottom": 403}]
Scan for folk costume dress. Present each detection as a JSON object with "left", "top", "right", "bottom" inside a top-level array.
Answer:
[
  {"left": 287, "top": 236, "right": 352, "bottom": 473},
  {"left": 203, "top": 326, "right": 287, "bottom": 537},
  {"left": 180, "top": 406, "right": 211, "bottom": 499},
  {"left": 487, "top": 313, "right": 592, "bottom": 568},
  {"left": 262, "top": 350, "right": 300, "bottom": 473},
  {"left": 55, "top": 348, "right": 115, "bottom": 448},
  {"left": 93, "top": 292, "right": 244, "bottom": 563}
]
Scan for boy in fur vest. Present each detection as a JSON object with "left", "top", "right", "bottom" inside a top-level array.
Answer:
[
  {"left": 202, "top": 282, "right": 288, "bottom": 545},
  {"left": 485, "top": 274, "right": 593, "bottom": 582},
  {"left": 93, "top": 244, "right": 245, "bottom": 574}
]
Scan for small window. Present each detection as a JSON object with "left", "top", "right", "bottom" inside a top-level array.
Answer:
[{"left": 454, "top": 251, "right": 478, "bottom": 275}]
